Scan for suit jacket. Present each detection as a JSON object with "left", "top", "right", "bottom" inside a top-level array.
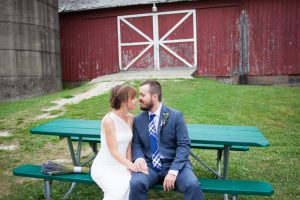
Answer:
[{"left": 132, "top": 104, "right": 192, "bottom": 171}]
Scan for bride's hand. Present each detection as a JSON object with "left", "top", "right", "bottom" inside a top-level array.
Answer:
[
  {"left": 128, "top": 163, "right": 138, "bottom": 172},
  {"left": 129, "top": 163, "right": 149, "bottom": 174},
  {"left": 140, "top": 166, "right": 149, "bottom": 175},
  {"left": 134, "top": 160, "right": 149, "bottom": 175}
]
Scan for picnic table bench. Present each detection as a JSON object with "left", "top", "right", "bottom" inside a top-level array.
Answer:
[
  {"left": 13, "top": 164, "right": 274, "bottom": 200},
  {"left": 12, "top": 119, "right": 273, "bottom": 199}
]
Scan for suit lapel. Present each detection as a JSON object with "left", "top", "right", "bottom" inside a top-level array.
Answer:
[
  {"left": 141, "top": 111, "right": 150, "bottom": 144},
  {"left": 157, "top": 104, "right": 167, "bottom": 143}
]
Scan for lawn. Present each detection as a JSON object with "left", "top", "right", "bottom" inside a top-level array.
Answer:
[{"left": 0, "top": 78, "right": 299, "bottom": 199}]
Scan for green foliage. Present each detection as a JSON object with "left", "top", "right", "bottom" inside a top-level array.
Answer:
[
  {"left": 0, "top": 78, "right": 299, "bottom": 199},
  {"left": 63, "top": 95, "right": 75, "bottom": 99}
]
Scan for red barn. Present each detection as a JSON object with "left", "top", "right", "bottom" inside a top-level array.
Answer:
[{"left": 59, "top": 0, "right": 300, "bottom": 85}]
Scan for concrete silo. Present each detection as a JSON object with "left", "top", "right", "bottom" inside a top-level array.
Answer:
[{"left": 0, "top": 0, "right": 61, "bottom": 102}]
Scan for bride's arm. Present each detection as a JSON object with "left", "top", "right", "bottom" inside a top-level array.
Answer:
[
  {"left": 126, "top": 141, "right": 132, "bottom": 161},
  {"left": 103, "top": 117, "right": 136, "bottom": 171},
  {"left": 126, "top": 113, "right": 134, "bottom": 161},
  {"left": 126, "top": 113, "right": 133, "bottom": 161}
]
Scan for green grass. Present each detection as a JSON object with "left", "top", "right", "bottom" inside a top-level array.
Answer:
[
  {"left": 0, "top": 78, "right": 299, "bottom": 199},
  {"left": 63, "top": 95, "right": 75, "bottom": 99}
]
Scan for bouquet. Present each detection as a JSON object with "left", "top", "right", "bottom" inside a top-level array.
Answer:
[{"left": 41, "top": 161, "right": 90, "bottom": 176}]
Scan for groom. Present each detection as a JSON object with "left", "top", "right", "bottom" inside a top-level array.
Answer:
[{"left": 130, "top": 80, "right": 204, "bottom": 200}]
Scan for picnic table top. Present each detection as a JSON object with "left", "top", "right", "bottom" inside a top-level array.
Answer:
[{"left": 30, "top": 119, "right": 269, "bottom": 147}]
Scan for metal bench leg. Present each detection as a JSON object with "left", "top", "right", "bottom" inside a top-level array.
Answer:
[
  {"left": 223, "top": 145, "right": 231, "bottom": 200},
  {"left": 64, "top": 137, "right": 83, "bottom": 199},
  {"left": 89, "top": 141, "right": 98, "bottom": 154},
  {"left": 63, "top": 182, "right": 77, "bottom": 199},
  {"left": 67, "top": 137, "right": 77, "bottom": 165},
  {"left": 44, "top": 180, "right": 51, "bottom": 200},
  {"left": 78, "top": 142, "right": 98, "bottom": 167},
  {"left": 190, "top": 151, "right": 222, "bottom": 178},
  {"left": 81, "top": 154, "right": 97, "bottom": 166},
  {"left": 216, "top": 149, "right": 222, "bottom": 178}
]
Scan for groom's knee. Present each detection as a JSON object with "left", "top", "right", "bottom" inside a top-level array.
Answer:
[
  {"left": 176, "top": 178, "right": 199, "bottom": 192},
  {"left": 186, "top": 180, "right": 199, "bottom": 191},
  {"left": 130, "top": 173, "right": 149, "bottom": 191}
]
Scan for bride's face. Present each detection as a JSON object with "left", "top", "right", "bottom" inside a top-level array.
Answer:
[{"left": 127, "top": 96, "right": 137, "bottom": 111}]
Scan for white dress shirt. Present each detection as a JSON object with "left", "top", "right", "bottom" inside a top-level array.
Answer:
[{"left": 148, "top": 103, "right": 162, "bottom": 133}]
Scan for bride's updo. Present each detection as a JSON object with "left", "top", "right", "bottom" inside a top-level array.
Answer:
[{"left": 110, "top": 85, "right": 137, "bottom": 109}]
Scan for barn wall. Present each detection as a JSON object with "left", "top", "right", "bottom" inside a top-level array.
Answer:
[
  {"left": 60, "top": 12, "right": 119, "bottom": 81},
  {"left": 196, "top": 4, "right": 241, "bottom": 77},
  {"left": 60, "top": 5, "right": 163, "bottom": 82},
  {"left": 59, "top": 0, "right": 243, "bottom": 82},
  {"left": 246, "top": 0, "right": 300, "bottom": 76},
  {"left": 59, "top": 0, "right": 299, "bottom": 84}
]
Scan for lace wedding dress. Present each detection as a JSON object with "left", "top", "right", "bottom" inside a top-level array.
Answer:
[{"left": 91, "top": 112, "right": 132, "bottom": 200}]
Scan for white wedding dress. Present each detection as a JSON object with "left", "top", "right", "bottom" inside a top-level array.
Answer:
[{"left": 91, "top": 112, "right": 132, "bottom": 200}]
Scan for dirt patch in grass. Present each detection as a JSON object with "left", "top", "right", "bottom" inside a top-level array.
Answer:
[
  {"left": 0, "top": 144, "right": 18, "bottom": 151},
  {"left": 37, "top": 81, "right": 123, "bottom": 120},
  {"left": 33, "top": 139, "right": 95, "bottom": 165},
  {"left": 35, "top": 113, "right": 60, "bottom": 120},
  {"left": 0, "top": 130, "right": 10, "bottom": 137}
]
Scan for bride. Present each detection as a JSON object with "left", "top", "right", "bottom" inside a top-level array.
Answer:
[{"left": 91, "top": 84, "right": 148, "bottom": 200}]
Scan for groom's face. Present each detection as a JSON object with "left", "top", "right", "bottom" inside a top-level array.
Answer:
[{"left": 139, "top": 84, "right": 154, "bottom": 111}]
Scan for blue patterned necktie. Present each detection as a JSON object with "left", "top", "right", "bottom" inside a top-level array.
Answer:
[{"left": 149, "top": 114, "right": 162, "bottom": 171}]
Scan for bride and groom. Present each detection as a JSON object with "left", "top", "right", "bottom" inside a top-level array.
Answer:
[{"left": 91, "top": 80, "right": 204, "bottom": 200}]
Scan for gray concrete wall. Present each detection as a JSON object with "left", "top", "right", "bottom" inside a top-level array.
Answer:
[{"left": 0, "top": 0, "right": 61, "bottom": 102}]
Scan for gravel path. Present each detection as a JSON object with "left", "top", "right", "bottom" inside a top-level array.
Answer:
[{"left": 37, "top": 69, "right": 194, "bottom": 120}]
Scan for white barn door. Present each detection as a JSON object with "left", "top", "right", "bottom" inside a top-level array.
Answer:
[{"left": 118, "top": 10, "right": 197, "bottom": 70}]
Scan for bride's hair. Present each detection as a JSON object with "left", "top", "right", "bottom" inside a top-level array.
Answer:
[{"left": 110, "top": 85, "right": 136, "bottom": 109}]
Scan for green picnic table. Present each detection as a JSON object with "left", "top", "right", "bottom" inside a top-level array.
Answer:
[
  {"left": 29, "top": 118, "right": 270, "bottom": 199},
  {"left": 30, "top": 119, "right": 269, "bottom": 178}
]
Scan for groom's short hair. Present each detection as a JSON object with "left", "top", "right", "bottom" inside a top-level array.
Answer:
[{"left": 141, "top": 80, "right": 162, "bottom": 102}]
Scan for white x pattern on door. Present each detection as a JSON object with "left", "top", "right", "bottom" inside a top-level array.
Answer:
[{"left": 118, "top": 9, "right": 197, "bottom": 70}]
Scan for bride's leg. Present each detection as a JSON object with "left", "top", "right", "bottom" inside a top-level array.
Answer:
[{"left": 102, "top": 177, "right": 131, "bottom": 200}]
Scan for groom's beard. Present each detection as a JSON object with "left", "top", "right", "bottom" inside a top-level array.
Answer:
[{"left": 140, "top": 101, "right": 153, "bottom": 111}]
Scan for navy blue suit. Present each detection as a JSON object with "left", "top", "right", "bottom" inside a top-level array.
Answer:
[{"left": 130, "top": 104, "right": 204, "bottom": 200}]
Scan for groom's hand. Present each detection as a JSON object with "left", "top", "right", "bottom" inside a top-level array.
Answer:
[{"left": 163, "top": 173, "right": 177, "bottom": 191}]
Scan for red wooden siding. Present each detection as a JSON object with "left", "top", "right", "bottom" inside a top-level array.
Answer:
[
  {"left": 246, "top": 0, "right": 300, "bottom": 76},
  {"left": 60, "top": 14, "right": 119, "bottom": 81},
  {"left": 196, "top": 5, "right": 240, "bottom": 76}
]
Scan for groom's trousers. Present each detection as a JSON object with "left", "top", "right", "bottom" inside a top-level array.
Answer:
[{"left": 129, "top": 162, "right": 205, "bottom": 200}]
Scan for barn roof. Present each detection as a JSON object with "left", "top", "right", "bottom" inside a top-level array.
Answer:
[{"left": 58, "top": 0, "right": 191, "bottom": 13}]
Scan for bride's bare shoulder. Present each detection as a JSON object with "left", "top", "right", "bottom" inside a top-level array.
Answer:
[{"left": 102, "top": 113, "right": 114, "bottom": 127}]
